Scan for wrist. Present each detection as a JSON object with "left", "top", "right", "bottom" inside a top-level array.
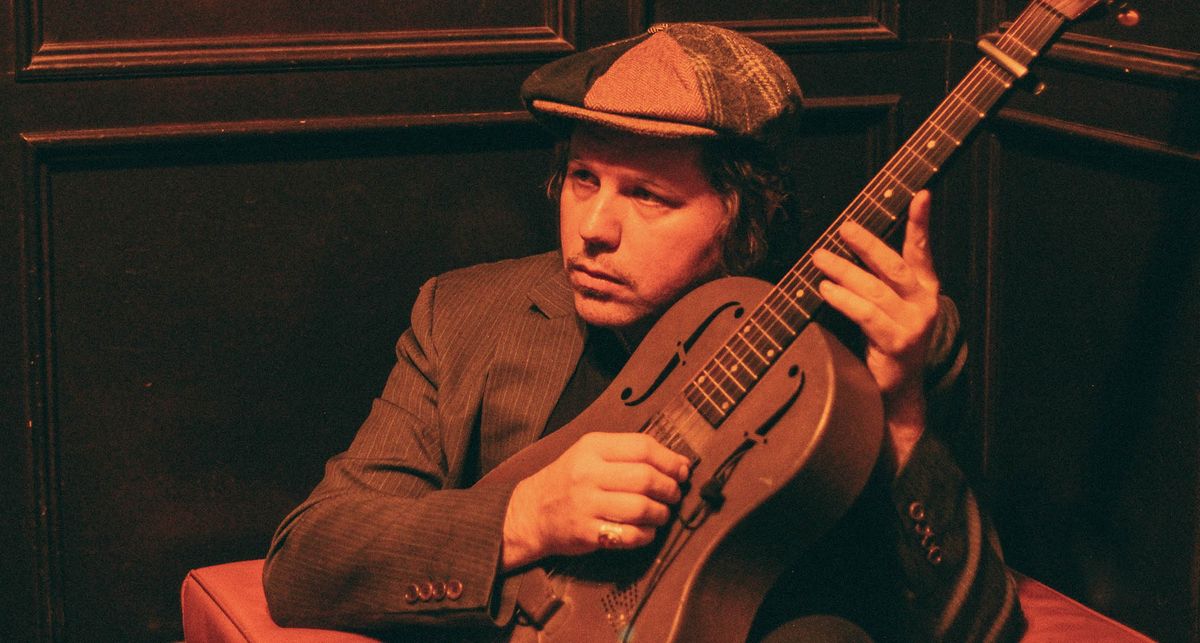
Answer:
[
  {"left": 883, "top": 385, "right": 926, "bottom": 474},
  {"left": 501, "top": 479, "right": 541, "bottom": 572}
]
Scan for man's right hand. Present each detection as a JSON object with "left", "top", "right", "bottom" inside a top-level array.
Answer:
[{"left": 501, "top": 432, "right": 691, "bottom": 571}]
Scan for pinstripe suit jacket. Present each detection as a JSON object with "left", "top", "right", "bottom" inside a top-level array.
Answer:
[{"left": 263, "top": 251, "right": 1024, "bottom": 641}]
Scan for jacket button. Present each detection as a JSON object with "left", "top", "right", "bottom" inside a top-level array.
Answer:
[
  {"left": 403, "top": 583, "right": 420, "bottom": 604},
  {"left": 432, "top": 580, "right": 447, "bottom": 600},
  {"left": 446, "top": 579, "right": 464, "bottom": 600},
  {"left": 417, "top": 581, "right": 434, "bottom": 601},
  {"left": 908, "top": 501, "right": 926, "bottom": 521},
  {"left": 927, "top": 545, "right": 943, "bottom": 565}
]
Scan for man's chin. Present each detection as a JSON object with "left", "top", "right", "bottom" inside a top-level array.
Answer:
[{"left": 572, "top": 295, "right": 648, "bottom": 330}]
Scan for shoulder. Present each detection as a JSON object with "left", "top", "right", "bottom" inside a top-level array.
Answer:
[
  {"left": 415, "top": 251, "right": 570, "bottom": 331},
  {"left": 435, "top": 251, "right": 562, "bottom": 298}
]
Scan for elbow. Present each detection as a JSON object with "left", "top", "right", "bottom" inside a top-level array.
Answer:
[{"left": 261, "top": 546, "right": 310, "bottom": 627}]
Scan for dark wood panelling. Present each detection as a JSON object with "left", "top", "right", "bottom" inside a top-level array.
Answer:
[
  {"left": 998, "top": 0, "right": 1200, "bottom": 82},
  {"left": 17, "top": 0, "right": 577, "bottom": 77},
  {"left": 3, "top": 0, "right": 1195, "bottom": 641},
  {"left": 1004, "top": 0, "right": 1200, "bottom": 56},
  {"left": 972, "top": 4, "right": 1199, "bottom": 641},
  {"left": 983, "top": 120, "right": 1198, "bottom": 641},
  {"left": 652, "top": 0, "right": 900, "bottom": 46},
  {"left": 19, "top": 116, "right": 558, "bottom": 641}
]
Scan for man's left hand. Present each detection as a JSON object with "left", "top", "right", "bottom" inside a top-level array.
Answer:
[{"left": 811, "top": 189, "right": 940, "bottom": 471}]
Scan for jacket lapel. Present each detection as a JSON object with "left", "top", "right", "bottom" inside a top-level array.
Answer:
[{"left": 479, "top": 261, "right": 585, "bottom": 472}]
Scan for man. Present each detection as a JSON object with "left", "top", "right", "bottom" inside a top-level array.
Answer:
[{"left": 264, "top": 23, "right": 1024, "bottom": 641}]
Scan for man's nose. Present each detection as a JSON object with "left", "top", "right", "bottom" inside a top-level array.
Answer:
[{"left": 578, "top": 191, "right": 622, "bottom": 250}]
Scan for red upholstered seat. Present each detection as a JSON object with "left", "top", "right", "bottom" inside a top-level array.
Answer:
[{"left": 181, "top": 560, "right": 1153, "bottom": 642}]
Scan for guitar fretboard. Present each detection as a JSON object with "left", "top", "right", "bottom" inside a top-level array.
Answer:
[{"left": 681, "top": 1, "right": 1071, "bottom": 431}]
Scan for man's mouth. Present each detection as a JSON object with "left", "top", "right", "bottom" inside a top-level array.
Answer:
[{"left": 565, "top": 259, "right": 630, "bottom": 296}]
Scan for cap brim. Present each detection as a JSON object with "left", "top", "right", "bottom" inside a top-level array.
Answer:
[{"left": 530, "top": 99, "right": 719, "bottom": 139}]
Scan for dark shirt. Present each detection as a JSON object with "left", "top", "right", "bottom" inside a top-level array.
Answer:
[{"left": 541, "top": 325, "right": 630, "bottom": 438}]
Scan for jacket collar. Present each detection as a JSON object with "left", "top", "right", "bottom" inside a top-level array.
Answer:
[{"left": 527, "top": 252, "right": 576, "bottom": 319}]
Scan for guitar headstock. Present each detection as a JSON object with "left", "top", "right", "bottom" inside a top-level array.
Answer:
[{"left": 1044, "top": 0, "right": 1104, "bottom": 20}]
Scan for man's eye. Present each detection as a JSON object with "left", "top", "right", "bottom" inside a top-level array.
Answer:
[
  {"left": 631, "top": 188, "right": 667, "bottom": 205},
  {"left": 570, "top": 169, "right": 597, "bottom": 186}
]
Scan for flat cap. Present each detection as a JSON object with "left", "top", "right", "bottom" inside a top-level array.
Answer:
[{"left": 521, "top": 23, "right": 802, "bottom": 140}]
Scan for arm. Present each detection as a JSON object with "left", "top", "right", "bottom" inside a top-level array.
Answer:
[
  {"left": 262, "top": 276, "right": 523, "bottom": 633},
  {"left": 814, "top": 191, "right": 1025, "bottom": 641}
]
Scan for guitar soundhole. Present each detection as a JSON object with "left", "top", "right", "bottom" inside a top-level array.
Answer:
[{"left": 600, "top": 583, "right": 640, "bottom": 635}]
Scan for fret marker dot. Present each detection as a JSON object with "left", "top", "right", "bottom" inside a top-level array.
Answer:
[
  {"left": 767, "top": 349, "right": 776, "bottom": 358},
  {"left": 744, "top": 324, "right": 752, "bottom": 333},
  {"left": 883, "top": 189, "right": 894, "bottom": 198},
  {"left": 697, "top": 375, "right": 706, "bottom": 384},
  {"left": 731, "top": 365, "right": 738, "bottom": 373},
  {"left": 926, "top": 140, "right": 937, "bottom": 149},
  {"left": 721, "top": 402, "right": 730, "bottom": 410}
]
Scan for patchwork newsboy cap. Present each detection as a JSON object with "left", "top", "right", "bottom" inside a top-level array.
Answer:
[{"left": 521, "top": 23, "right": 802, "bottom": 140}]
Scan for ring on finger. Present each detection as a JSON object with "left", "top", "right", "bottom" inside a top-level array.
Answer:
[{"left": 597, "top": 522, "right": 624, "bottom": 549}]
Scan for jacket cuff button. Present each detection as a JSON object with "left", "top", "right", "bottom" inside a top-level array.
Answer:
[
  {"left": 446, "top": 579, "right": 464, "bottom": 600},
  {"left": 908, "top": 501, "right": 926, "bottom": 521},
  {"left": 432, "top": 580, "right": 447, "bottom": 600},
  {"left": 417, "top": 581, "right": 434, "bottom": 601},
  {"left": 403, "top": 583, "right": 420, "bottom": 604},
  {"left": 927, "top": 545, "right": 943, "bottom": 565}
]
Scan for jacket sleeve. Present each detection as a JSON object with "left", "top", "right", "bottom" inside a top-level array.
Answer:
[
  {"left": 262, "top": 275, "right": 525, "bottom": 634},
  {"left": 887, "top": 297, "right": 1026, "bottom": 642}
]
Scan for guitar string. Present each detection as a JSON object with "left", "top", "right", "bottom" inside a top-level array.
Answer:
[{"left": 683, "top": 5, "right": 1065, "bottom": 429}]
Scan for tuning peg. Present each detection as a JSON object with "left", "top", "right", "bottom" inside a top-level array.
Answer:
[{"left": 1105, "top": 1, "right": 1141, "bottom": 26}]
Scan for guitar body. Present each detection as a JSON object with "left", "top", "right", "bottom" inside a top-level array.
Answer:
[{"left": 478, "top": 276, "right": 884, "bottom": 642}]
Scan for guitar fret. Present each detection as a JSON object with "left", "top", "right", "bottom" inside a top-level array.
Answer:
[
  {"left": 716, "top": 346, "right": 753, "bottom": 384},
  {"left": 709, "top": 358, "right": 749, "bottom": 393},
  {"left": 821, "top": 237, "right": 852, "bottom": 262},
  {"left": 926, "top": 120, "right": 962, "bottom": 147},
  {"left": 1005, "top": 35, "right": 1037, "bottom": 58},
  {"left": 734, "top": 332, "right": 770, "bottom": 368},
  {"left": 721, "top": 343, "right": 753, "bottom": 375},
  {"left": 1030, "top": 0, "right": 1067, "bottom": 20},
  {"left": 697, "top": 369, "right": 736, "bottom": 406},
  {"left": 903, "top": 146, "right": 939, "bottom": 173},
  {"left": 862, "top": 192, "right": 899, "bottom": 221},
  {"left": 745, "top": 317, "right": 782, "bottom": 352},
  {"left": 777, "top": 287, "right": 814, "bottom": 320},
  {"left": 949, "top": 91, "right": 987, "bottom": 119},
  {"left": 878, "top": 167, "right": 916, "bottom": 196},
  {"left": 979, "top": 61, "right": 1014, "bottom": 87},
  {"left": 760, "top": 302, "right": 796, "bottom": 335}
]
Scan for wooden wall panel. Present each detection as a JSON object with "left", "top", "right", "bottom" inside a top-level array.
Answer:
[
  {"left": 20, "top": 117, "right": 558, "bottom": 640},
  {"left": 652, "top": 0, "right": 899, "bottom": 45},
  {"left": 977, "top": 2, "right": 1199, "bottom": 640},
  {"left": 984, "top": 122, "right": 1198, "bottom": 641},
  {"left": 18, "top": 0, "right": 576, "bottom": 77},
  {"left": 2, "top": 0, "right": 1193, "bottom": 640}
]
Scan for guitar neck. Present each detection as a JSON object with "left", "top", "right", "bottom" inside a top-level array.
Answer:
[{"left": 684, "top": 1, "right": 1074, "bottom": 429}]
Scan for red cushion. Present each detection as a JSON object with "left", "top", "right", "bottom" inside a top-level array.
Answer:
[
  {"left": 182, "top": 560, "right": 379, "bottom": 642},
  {"left": 182, "top": 560, "right": 1152, "bottom": 641},
  {"left": 1014, "top": 572, "right": 1153, "bottom": 642}
]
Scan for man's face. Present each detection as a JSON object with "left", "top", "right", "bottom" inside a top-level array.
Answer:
[{"left": 560, "top": 126, "right": 732, "bottom": 330}]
